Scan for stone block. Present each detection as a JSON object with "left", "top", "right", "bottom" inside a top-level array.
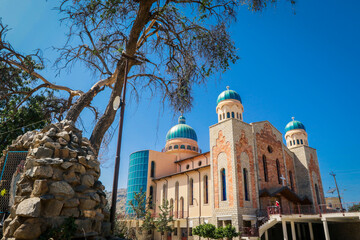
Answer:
[
  {"left": 82, "top": 174, "right": 95, "bottom": 187},
  {"left": 49, "top": 181, "right": 75, "bottom": 199},
  {"left": 16, "top": 197, "right": 41, "bottom": 217},
  {"left": 64, "top": 198, "right": 80, "bottom": 208},
  {"left": 61, "top": 207, "right": 80, "bottom": 218},
  {"left": 13, "top": 222, "right": 41, "bottom": 239},
  {"left": 32, "top": 180, "right": 48, "bottom": 196},
  {"left": 25, "top": 166, "right": 53, "bottom": 179},
  {"left": 34, "top": 147, "right": 53, "bottom": 159},
  {"left": 57, "top": 131, "right": 70, "bottom": 142},
  {"left": 42, "top": 199, "right": 64, "bottom": 217},
  {"left": 79, "top": 199, "right": 97, "bottom": 210}
]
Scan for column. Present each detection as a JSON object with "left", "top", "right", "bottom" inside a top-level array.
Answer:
[
  {"left": 322, "top": 219, "right": 331, "bottom": 240},
  {"left": 308, "top": 222, "right": 314, "bottom": 240},
  {"left": 282, "top": 220, "right": 288, "bottom": 240},
  {"left": 296, "top": 223, "right": 302, "bottom": 239},
  {"left": 265, "top": 230, "right": 269, "bottom": 240},
  {"left": 291, "top": 221, "right": 296, "bottom": 240}
]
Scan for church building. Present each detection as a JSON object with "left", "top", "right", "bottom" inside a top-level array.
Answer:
[{"left": 125, "top": 87, "right": 326, "bottom": 239}]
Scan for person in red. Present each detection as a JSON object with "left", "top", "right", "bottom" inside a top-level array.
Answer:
[{"left": 275, "top": 201, "right": 280, "bottom": 214}]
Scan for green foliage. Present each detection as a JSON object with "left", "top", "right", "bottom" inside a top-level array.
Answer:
[
  {"left": 38, "top": 217, "right": 77, "bottom": 240},
  {"left": 193, "top": 223, "right": 217, "bottom": 240},
  {"left": 0, "top": 63, "right": 65, "bottom": 156},
  {"left": 215, "top": 224, "right": 240, "bottom": 240},
  {"left": 155, "top": 199, "right": 174, "bottom": 237},
  {"left": 129, "top": 188, "right": 147, "bottom": 219},
  {"left": 348, "top": 203, "right": 360, "bottom": 212},
  {"left": 142, "top": 210, "right": 156, "bottom": 233},
  {"left": 193, "top": 223, "right": 240, "bottom": 240}
]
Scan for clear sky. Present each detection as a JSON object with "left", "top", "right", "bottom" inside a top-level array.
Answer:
[{"left": 1, "top": 0, "right": 360, "bottom": 203}]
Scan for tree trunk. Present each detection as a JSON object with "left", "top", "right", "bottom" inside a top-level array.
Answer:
[
  {"left": 89, "top": 0, "right": 155, "bottom": 154},
  {"left": 65, "top": 85, "right": 102, "bottom": 122}
]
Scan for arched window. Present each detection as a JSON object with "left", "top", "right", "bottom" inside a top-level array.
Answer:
[
  {"left": 220, "top": 114, "right": 222, "bottom": 121},
  {"left": 262, "top": 155, "right": 268, "bottom": 182},
  {"left": 240, "top": 113, "right": 242, "bottom": 120},
  {"left": 149, "top": 186, "right": 154, "bottom": 209},
  {"left": 180, "top": 197, "right": 184, "bottom": 218},
  {"left": 180, "top": 145, "right": 185, "bottom": 149},
  {"left": 175, "top": 182, "right": 179, "bottom": 215},
  {"left": 237, "top": 113, "right": 239, "bottom": 119},
  {"left": 174, "top": 145, "right": 179, "bottom": 149},
  {"left": 231, "top": 112, "right": 235, "bottom": 118},
  {"left": 243, "top": 168, "right": 249, "bottom": 201},
  {"left": 227, "top": 112, "right": 230, "bottom": 118},
  {"left": 290, "top": 141, "right": 292, "bottom": 146},
  {"left": 300, "top": 139, "right": 303, "bottom": 144},
  {"left": 223, "top": 113, "right": 225, "bottom": 119},
  {"left": 189, "top": 178, "right": 194, "bottom": 205},
  {"left": 289, "top": 171, "right": 294, "bottom": 190},
  {"left": 150, "top": 161, "right": 155, "bottom": 178},
  {"left": 169, "top": 146, "right": 173, "bottom": 150},
  {"left": 170, "top": 199, "right": 174, "bottom": 216},
  {"left": 163, "top": 184, "right": 167, "bottom": 202},
  {"left": 192, "top": 146, "right": 196, "bottom": 151},
  {"left": 293, "top": 140, "right": 295, "bottom": 145},
  {"left": 220, "top": 168, "right": 227, "bottom": 201},
  {"left": 187, "top": 145, "right": 191, "bottom": 150},
  {"left": 297, "top": 139, "right": 300, "bottom": 145},
  {"left": 276, "top": 159, "right": 281, "bottom": 184},
  {"left": 315, "top": 184, "right": 321, "bottom": 205},
  {"left": 204, "top": 175, "right": 209, "bottom": 204}
]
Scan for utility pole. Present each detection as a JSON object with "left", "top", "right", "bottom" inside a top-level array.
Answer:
[
  {"left": 110, "top": 56, "right": 129, "bottom": 232},
  {"left": 330, "top": 171, "right": 343, "bottom": 210}
]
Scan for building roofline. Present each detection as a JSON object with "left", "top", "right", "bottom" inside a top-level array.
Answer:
[
  {"left": 152, "top": 164, "right": 210, "bottom": 180},
  {"left": 174, "top": 151, "right": 210, "bottom": 163}
]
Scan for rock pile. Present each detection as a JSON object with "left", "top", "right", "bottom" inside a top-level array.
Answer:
[{"left": 1, "top": 120, "right": 111, "bottom": 239}]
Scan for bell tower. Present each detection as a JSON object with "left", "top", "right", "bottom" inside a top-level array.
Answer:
[{"left": 216, "top": 86, "right": 244, "bottom": 123}]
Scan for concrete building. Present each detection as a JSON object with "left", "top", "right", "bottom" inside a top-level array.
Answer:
[{"left": 125, "top": 87, "right": 359, "bottom": 240}]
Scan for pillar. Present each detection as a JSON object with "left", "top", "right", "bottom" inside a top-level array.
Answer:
[
  {"left": 282, "top": 220, "right": 288, "bottom": 240},
  {"left": 265, "top": 230, "right": 269, "bottom": 240},
  {"left": 296, "top": 223, "right": 302, "bottom": 239},
  {"left": 322, "top": 219, "right": 331, "bottom": 240},
  {"left": 291, "top": 221, "right": 296, "bottom": 240},
  {"left": 308, "top": 222, "right": 314, "bottom": 240}
]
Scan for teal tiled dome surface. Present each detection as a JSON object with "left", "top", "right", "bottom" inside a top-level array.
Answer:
[
  {"left": 285, "top": 120, "right": 306, "bottom": 132},
  {"left": 217, "top": 89, "right": 242, "bottom": 105},
  {"left": 166, "top": 116, "right": 198, "bottom": 141}
]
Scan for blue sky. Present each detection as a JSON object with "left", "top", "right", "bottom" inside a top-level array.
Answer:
[{"left": 1, "top": 0, "right": 359, "bottom": 203}]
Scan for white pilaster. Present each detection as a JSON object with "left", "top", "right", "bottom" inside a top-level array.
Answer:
[
  {"left": 282, "top": 220, "right": 288, "bottom": 240},
  {"left": 291, "top": 221, "right": 296, "bottom": 240},
  {"left": 322, "top": 219, "right": 331, "bottom": 240},
  {"left": 308, "top": 222, "right": 314, "bottom": 240}
]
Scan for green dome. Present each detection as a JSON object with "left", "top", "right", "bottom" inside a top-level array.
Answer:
[
  {"left": 285, "top": 119, "right": 306, "bottom": 132},
  {"left": 217, "top": 87, "right": 242, "bottom": 105},
  {"left": 166, "top": 116, "right": 197, "bottom": 141}
]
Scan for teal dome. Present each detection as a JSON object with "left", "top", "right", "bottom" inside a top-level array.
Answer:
[
  {"left": 166, "top": 116, "right": 197, "bottom": 141},
  {"left": 217, "top": 87, "right": 242, "bottom": 105},
  {"left": 285, "top": 119, "right": 306, "bottom": 132}
]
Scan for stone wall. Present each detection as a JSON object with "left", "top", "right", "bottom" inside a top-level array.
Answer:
[{"left": 1, "top": 120, "right": 110, "bottom": 239}]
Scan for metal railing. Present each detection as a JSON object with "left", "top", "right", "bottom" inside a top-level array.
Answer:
[
  {"left": 241, "top": 227, "right": 259, "bottom": 237},
  {"left": 267, "top": 202, "right": 360, "bottom": 217}
]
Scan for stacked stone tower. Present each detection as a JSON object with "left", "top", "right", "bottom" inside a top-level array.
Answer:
[{"left": 1, "top": 120, "right": 110, "bottom": 239}]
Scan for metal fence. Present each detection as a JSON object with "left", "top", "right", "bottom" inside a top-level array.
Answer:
[{"left": 0, "top": 151, "right": 27, "bottom": 215}]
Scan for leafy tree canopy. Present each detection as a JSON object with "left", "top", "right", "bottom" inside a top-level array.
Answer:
[{"left": 0, "top": 0, "right": 295, "bottom": 154}]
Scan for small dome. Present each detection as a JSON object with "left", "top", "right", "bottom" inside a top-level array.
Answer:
[
  {"left": 217, "top": 87, "right": 242, "bottom": 105},
  {"left": 285, "top": 118, "right": 306, "bottom": 132},
  {"left": 166, "top": 116, "right": 198, "bottom": 141}
]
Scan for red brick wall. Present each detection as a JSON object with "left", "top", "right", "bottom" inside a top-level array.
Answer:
[
  {"left": 235, "top": 131, "right": 257, "bottom": 208},
  {"left": 285, "top": 151, "right": 297, "bottom": 192},
  {"left": 309, "top": 154, "right": 325, "bottom": 205},
  {"left": 256, "top": 123, "right": 285, "bottom": 190},
  {"left": 212, "top": 131, "right": 234, "bottom": 208}
]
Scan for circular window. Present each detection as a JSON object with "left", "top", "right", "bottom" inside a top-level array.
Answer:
[
  {"left": 186, "top": 164, "right": 190, "bottom": 169},
  {"left": 198, "top": 161, "right": 202, "bottom": 166},
  {"left": 267, "top": 145, "right": 273, "bottom": 153}
]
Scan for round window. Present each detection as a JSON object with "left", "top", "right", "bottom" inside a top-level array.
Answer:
[
  {"left": 267, "top": 145, "right": 273, "bottom": 153},
  {"left": 186, "top": 164, "right": 190, "bottom": 169},
  {"left": 198, "top": 161, "right": 202, "bottom": 166}
]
